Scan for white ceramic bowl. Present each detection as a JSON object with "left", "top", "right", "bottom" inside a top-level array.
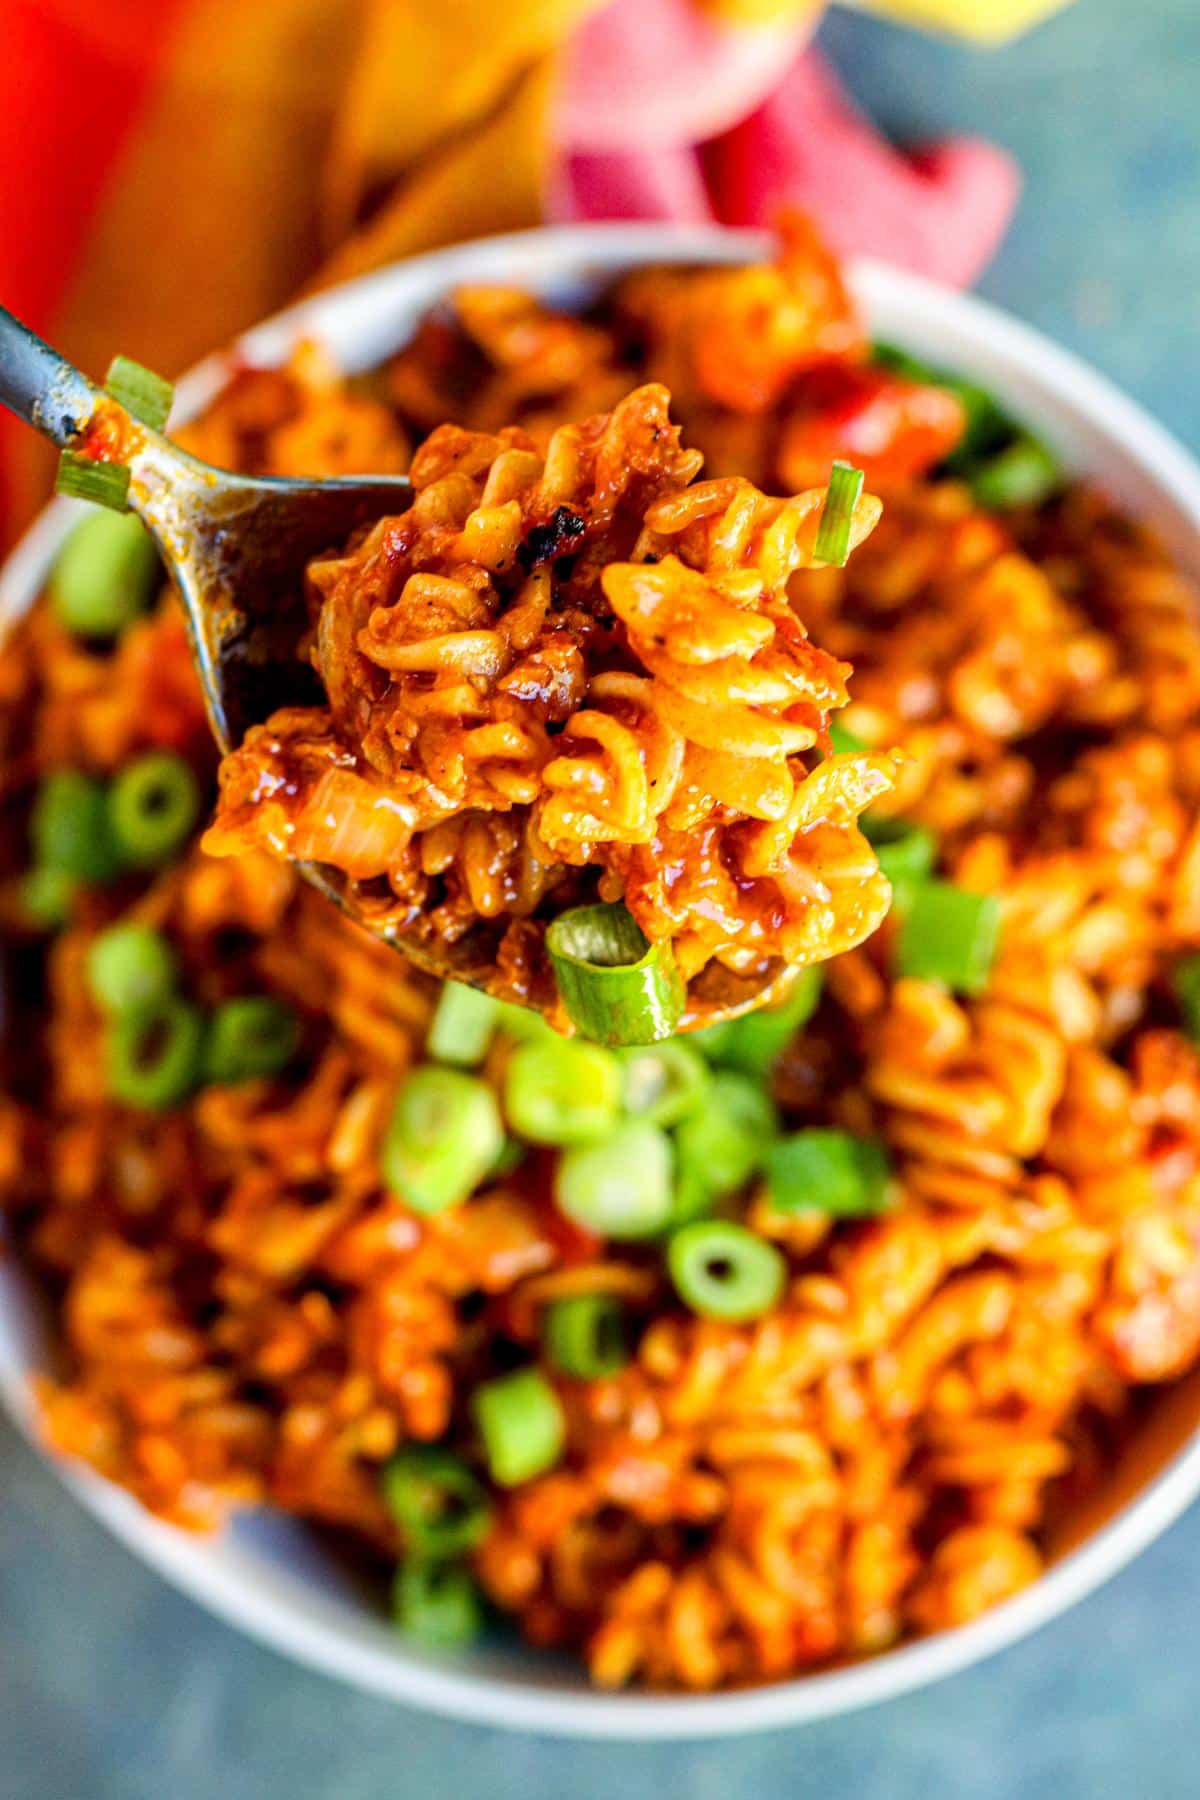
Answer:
[{"left": 4, "top": 224, "right": 1200, "bottom": 1739}]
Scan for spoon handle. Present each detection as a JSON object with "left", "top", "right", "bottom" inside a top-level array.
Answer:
[{"left": 0, "top": 305, "right": 100, "bottom": 446}]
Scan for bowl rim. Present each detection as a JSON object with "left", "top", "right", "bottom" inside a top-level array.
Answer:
[{"left": 5, "top": 220, "right": 1200, "bottom": 1739}]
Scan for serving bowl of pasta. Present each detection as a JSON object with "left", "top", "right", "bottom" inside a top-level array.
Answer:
[{"left": 3, "top": 221, "right": 1200, "bottom": 1738}]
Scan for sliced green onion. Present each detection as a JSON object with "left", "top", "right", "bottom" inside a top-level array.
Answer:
[
  {"left": 427, "top": 981, "right": 501, "bottom": 1067},
  {"left": 968, "top": 434, "right": 1061, "bottom": 511},
  {"left": 108, "top": 751, "right": 201, "bottom": 869},
  {"left": 393, "top": 1560, "right": 483, "bottom": 1647},
  {"left": 494, "top": 999, "right": 557, "bottom": 1042},
  {"left": 619, "top": 1040, "right": 710, "bottom": 1128},
  {"left": 86, "top": 923, "right": 178, "bottom": 1016},
  {"left": 104, "top": 355, "right": 174, "bottom": 432},
  {"left": 473, "top": 1367, "right": 565, "bottom": 1487},
  {"left": 491, "top": 1137, "right": 525, "bottom": 1178},
  {"left": 864, "top": 815, "right": 937, "bottom": 865},
  {"left": 106, "top": 998, "right": 205, "bottom": 1111},
  {"left": 828, "top": 718, "right": 867, "bottom": 756},
  {"left": 504, "top": 1037, "right": 623, "bottom": 1146},
  {"left": 542, "top": 1295, "right": 629, "bottom": 1379},
  {"left": 382, "top": 1066, "right": 504, "bottom": 1215},
  {"left": 896, "top": 881, "right": 1001, "bottom": 996},
  {"left": 868, "top": 822, "right": 939, "bottom": 910},
  {"left": 1173, "top": 956, "right": 1200, "bottom": 1042},
  {"left": 673, "top": 1071, "right": 778, "bottom": 1204},
  {"left": 31, "top": 770, "right": 123, "bottom": 883},
  {"left": 667, "top": 1221, "right": 786, "bottom": 1323},
  {"left": 546, "top": 902, "right": 684, "bottom": 1046},
  {"left": 55, "top": 453, "right": 131, "bottom": 512},
  {"left": 20, "top": 866, "right": 77, "bottom": 930},
  {"left": 382, "top": 1446, "right": 491, "bottom": 1560},
  {"left": 670, "top": 1168, "right": 718, "bottom": 1227},
  {"left": 555, "top": 1118, "right": 673, "bottom": 1240},
  {"left": 688, "top": 1018, "right": 737, "bottom": 1061},
  {"left": 814, "top": 461, "right": 865, "bottom": 568},
  {"left": 205, "top": 997, "right": 300, "bottom": 1084},
  {"left": 765, "top": 1129, "right": 892, "bottom": 1218},
  {"left": 49, "top": 510, "right": 159, "bottom": 639},
  {"left": 698, "top": 970, "right": 822, "bottom": 1080}
]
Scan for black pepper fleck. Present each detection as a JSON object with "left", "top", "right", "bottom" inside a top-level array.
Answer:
[{"left": 516, "top": 506, "right": 586, "bottom": 572}]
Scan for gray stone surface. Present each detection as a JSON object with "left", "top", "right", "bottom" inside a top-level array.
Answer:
[{"left": 4, "top": 1, "right": 1199, "bottom": 1792}]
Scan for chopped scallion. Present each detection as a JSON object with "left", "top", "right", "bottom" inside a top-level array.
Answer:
[
  {"left": 828, "top": 718, "right": 867, "bottom": 756},
  {"left": 542, "top": 1295, "right": 629, "bottom": 1379},
  {"left": 49, "top": 509, "right": 158, "bottom": 639},
  {"left": 494, "top": 999, "right": 557, "bottom": 1042},
  {"left": 393, "top": 1560, "right": 483, "bottom": 1646},
  {"left": 1173, "top": 956, "right": 1200, "bottom": 1042},
  {"left": 491, "top": 1137, "right": 525, "bottom": 1178},
  {"left": 31, "top": 770, "right": 123, "bottom": 884},
  {"left": 108, "top": 752, "right": 200, "bottom": 868},
  {"left": 204, "top": 997, "right": 300, "bottom": 1084},
  {"left": 667, "top": 1221, "right": 785, "bottom": 1323},
  {"left": 673, "top": 1071, "right": 778, "bottom": 1206},
  {"left": 104, "top": 355, "right": 174, "bottom": 432},
  {"left": 619, "top": 1039, "right": 710, "bottom": 1128},
  {"left": 504, "top": 1037, "right": 623, "bottom": 1146},
  {"left": 86, "top": 923, "right": 178, "bottom": 1016},
  {"left": 472, "top": 1367, "right": 565, "bottom": 1487},
  {"left": 20, "top": 866, "right": 77, "bottom": 931},
  {"left": 968, "top": 434, "right": 1062, "bottom": 511},
  {"left": 814, "top": 461, "right": 865, "bottom": 567},
  {"left": 896, "top": 881, "right": 1000, "bottom": 995},
  {"left": 106, "top": 998, "right": 205, "bottom": 1111},
  {"left": 382, "top": 1446, "right": 491, "bottom": 1560},
  {"left": 381, "top": 1066, "right": 504, "bottom": 1215},
  {"left": 694, "top": 970, "right": 822, "bottom": 1080},
  {"left": 765, "top": 1129, "right": 891, "bottom": 1218},
  {"left": 555, "top": 1118, "right": 673, "bottom": 1240},
  {"left": 427, "top": 981, "right": 501, "bottom": 1068},
  {"left": 868, "top": 822, "right": 939, "bottom": 906},
  {"left": 55, "top": 453, "right": 131, "bottom": 512},
  {"left": 546, "top": 902, "right": 683, "bottom": 1046}
]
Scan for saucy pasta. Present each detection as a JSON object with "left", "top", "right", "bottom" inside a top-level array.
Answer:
[{"left": 5, "top": 221, "right": 1200, "bottom": 1693}]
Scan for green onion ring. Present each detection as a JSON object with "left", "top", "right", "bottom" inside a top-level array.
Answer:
[
  {"left": 546, "top": 902, "right": 684, "bottom": 1047},
  {"left": 382, "top": 1446, "right": 492, "bottom": 1559},
  {"left": 392, "top": 1560, "right": 484, "bottom": 1646},
  {"left": 542, "top": 1295, "right": 629, "bottom": 1379}
]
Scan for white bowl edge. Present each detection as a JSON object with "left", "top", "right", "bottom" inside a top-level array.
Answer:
[{"left": 4, "top": 222, "right": 1200, "bottom": 1738}]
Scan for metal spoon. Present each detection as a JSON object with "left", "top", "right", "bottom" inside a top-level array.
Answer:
[{"left": 0, "top": 305, "right": 788, "bottom": 1023}]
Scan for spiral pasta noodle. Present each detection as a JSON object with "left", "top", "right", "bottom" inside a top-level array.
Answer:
[
  {"left": 205, "top": 382, "right": 898, "bottom": 1008},
  {"left": 10, "top": 221, "right": 1200, "bottom": 1697}
]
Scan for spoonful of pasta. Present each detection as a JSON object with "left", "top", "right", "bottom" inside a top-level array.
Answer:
[{"left": 0, "top": 303, "right": 898, "bottom": 1044}]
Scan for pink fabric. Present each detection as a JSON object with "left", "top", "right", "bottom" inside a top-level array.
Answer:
[
  {"left": 553, "top": 145, "right": 715, "bottom": 224},
  {"left": 556, "top": 0, "right": 814, "bottom": 151},
  {"left": 706, "top": 50, "right": 1020, "bottom": 287},
  {"left": 550, "top": 3, "right": 1021, "bottom": 289}
]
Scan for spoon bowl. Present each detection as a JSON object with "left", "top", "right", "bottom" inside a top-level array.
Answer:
[{"left": 0, "top": 304, "right": 795, "bottom": 1027}]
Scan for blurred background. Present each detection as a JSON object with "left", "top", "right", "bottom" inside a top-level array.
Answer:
[
  {"left": 3, "top": 0, "right": 1199, "bottom": 1793},
  {"left": 0, "top": 0, "right": 1093, "bottom": 542}
]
